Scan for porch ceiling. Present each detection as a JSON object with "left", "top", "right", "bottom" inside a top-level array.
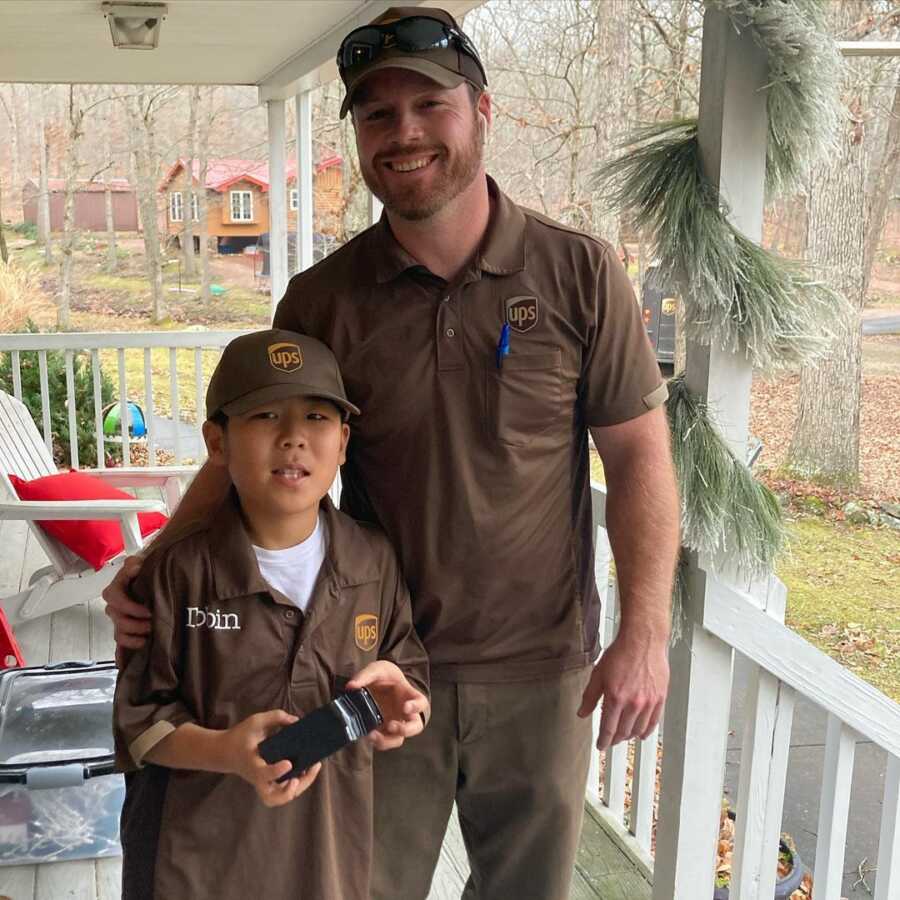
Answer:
[{"left": 0, "top": 0, "right": 483, "bottom": 101}]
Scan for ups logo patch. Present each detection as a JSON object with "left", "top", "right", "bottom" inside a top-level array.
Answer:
[
  {"left": 268, "top": 342, "right": 303, "bottom": 373},
  {"left": 505, "top": 296, "right": 539, "bottom": 333},
  {"left": 355, "top": 613, "right": 378, "bottom": 652}
]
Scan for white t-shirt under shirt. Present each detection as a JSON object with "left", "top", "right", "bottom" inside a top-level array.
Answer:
[{"left": 252, "top": 514, "right": 327, "bottom": 612}]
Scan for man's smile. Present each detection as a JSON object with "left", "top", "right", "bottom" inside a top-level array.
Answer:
[{"left": 385, "top": 155, "right": 438, "bottom": 173}]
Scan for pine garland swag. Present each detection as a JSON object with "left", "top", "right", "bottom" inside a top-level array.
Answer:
[
  {"left": 666, "top": 375, "right": 786, "bottom": 575},
  {"left": 706, "top": 0, "right": 843, "bottom": 196},
  {"left": 593, "top": 120, "right": 851, "bottom": 372}
]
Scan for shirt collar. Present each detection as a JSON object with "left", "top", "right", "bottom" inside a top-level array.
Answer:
[
  {"left": 206, "top": 489, "right": 380, "bottom": 602},
  {"left": 371, "top": 174, "right": 526, "bottom": 284}
]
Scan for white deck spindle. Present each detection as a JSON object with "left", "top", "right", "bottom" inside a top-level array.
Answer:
[
  {"left": 814, "top": 715, "right": 857, "bottom": 900},
  {"left": 37, "top": 350, "right": 51, "bottom": 453},
  {"left": 117, "top": 348, "right": 129, "bottom": 464},
  {"left": 143, "top": 347, "right": 155, "bottom": 465},
  {"left": 91, "top": 349, "right": 104, "bottom": 468},
  {"left": 194, "top": 347, "right": 204, "bottom": 458},
  {"left": 169, "top": 348, "right": 180, "bottom": 463},
  {"left": 11, "top": 350, "right": 21, "bottom": 400},
  {"left": 64, "top": 350, "right": 78, "bottom": 469},
  {"left": 875, "top": 754, "right": 900, "bottom": 900},
  {"left": 630, "top": 728, "right": 659, "bottom": 855}
]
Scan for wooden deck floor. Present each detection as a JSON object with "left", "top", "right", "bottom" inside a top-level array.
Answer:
[{"left": 0, "top": 520, "right": 651, "bottom": 900}]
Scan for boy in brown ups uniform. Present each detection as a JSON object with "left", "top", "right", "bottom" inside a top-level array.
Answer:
[{"left": 113, "top": 329, "right": 429, "bottom": 900}]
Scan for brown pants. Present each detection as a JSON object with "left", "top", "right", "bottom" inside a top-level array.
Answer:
[{"left": 371, "top": 667, "right": 593, "bottom": 900}]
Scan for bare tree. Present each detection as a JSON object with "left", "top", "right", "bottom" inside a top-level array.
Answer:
[
  {"left": 0, "top": 87, "right": 21, "bottom": 225},
  {"left": 0, "top": 176, "right": 8, "bottom": 264},
  {"left": 58, "top": 87, "right": 111, "bottom": 329},
  {"left": 58, "top": 85, "right": 81, "bottom": 329},
  {"left": 181, "top": 86, "right": 199, "bottom": 279},
  {"left": 36, "top": 86, "right": 52, "bottom": 263},
  {"left": 102, "top": 98, "right": 118, "bottom": 274},
  {"left": 788, "top": 4, "right": 882, "bottom": 486},
  {"left": 593, "top": 0, "right": 633, "bottom": 248},
  {"left": 863, "top": 73, "right": 900, "bottom": 281},
  {"left": 127, "top": 88, "right": 169, "bottom": 323}
]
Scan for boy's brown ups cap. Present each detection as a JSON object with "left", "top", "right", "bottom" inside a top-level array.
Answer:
[
  {"left": 339, "top": 6, "right": 485, "bottom": 119},
  {"left": 206, "top": 329, "right": 360, "bottom": 420}
]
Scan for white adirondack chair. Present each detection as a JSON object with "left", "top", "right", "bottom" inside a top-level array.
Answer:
[{"left": 0, "top": 389, "right": 196, "bottom": 625}]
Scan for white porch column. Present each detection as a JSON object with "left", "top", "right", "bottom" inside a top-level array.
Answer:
[
  {"left": 368, "top": 191, "right": 383, "bottom": 226},
  {"left": 295, "top": 90, "right": 314, "bottom": 273},
  {"left": 652, "top": 10, "right": 769, "bottom": 900},
  {"left": 267, "top": 98, "right": 288, "bottom": 320}
]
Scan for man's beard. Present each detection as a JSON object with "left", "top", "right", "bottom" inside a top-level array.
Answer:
[{"left": 363, "top": 114, "right": 484, "bottom": 222}]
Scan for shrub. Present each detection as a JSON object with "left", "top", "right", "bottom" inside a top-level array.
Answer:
[
  {"left": 11, "top": 222, "right": 38, "bottom": 241},
  {"left": 0, "top": 321, "right": 120, "bottom": 468},
  {"left": 0, "top": 263, "right": 51, "bottom": 333}
]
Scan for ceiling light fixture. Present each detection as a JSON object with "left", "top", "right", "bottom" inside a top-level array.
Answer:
[{"left": 102, "top": 2, "right": 168, "bottom": 50}]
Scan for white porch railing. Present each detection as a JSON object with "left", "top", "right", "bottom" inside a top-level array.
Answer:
[
  {"left": 0, "top": 330, "right": 250, "bottom": 468},
  {"left": 590, "top": 482, "right": 900, "bottom": 900}
]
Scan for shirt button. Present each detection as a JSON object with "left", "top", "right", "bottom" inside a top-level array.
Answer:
[
  {"left": 445, "top": 328, "right": 456, "bottom": 338},
  {"left": 284, "top": 609, "right": 296, "bottom": 620}
]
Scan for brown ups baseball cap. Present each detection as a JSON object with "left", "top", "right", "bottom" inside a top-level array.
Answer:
[
  {"left": 206, "top": 329, "right": 360, "bottom": 420},
  {"left": 338, "top": 6, "right": 486, "bottom": 119}
]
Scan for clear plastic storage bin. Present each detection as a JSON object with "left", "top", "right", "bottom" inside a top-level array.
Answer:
[{"left": 0, "top": 660, "right": 123, "bottom": 866}]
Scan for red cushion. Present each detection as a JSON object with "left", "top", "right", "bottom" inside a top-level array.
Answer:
[{"left": 8, "top": 471, "right": 167, "bottom": 571}]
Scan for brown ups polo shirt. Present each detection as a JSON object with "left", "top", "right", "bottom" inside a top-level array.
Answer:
[
  {"left": 274, "top": 176, "right": 666, "bottom": 683},
  {"left": 113, "top": 492, "right": 428, "bottom": 900}
]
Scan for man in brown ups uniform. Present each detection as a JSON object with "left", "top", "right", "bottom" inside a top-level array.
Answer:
[{"left": 105, "top": 8, "right": 680, "bottom": 899}]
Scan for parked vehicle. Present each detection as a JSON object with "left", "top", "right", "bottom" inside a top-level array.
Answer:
[{"left": 641, "top": 261, "right": 677, "bottom": 375}]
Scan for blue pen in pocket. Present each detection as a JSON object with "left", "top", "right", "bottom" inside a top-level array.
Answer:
[{"left": 496, "top": 322, "right": 510, "bottom": 370}]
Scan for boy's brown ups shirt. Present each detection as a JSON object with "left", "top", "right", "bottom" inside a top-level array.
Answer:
[
  {"left": 273, "top": 176, "right": 667, "bottom": 683},
  {"left": 113, "top": 493, "right": 428, "bottom": 900}
]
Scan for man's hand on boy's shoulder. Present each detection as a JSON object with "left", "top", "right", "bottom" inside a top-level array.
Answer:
[
  {"left": 104, "top": 555, "right": 152, "bottom": 662},
  {"left": 346, "top": 661, "right": 429, "bottom": 751},
  {"left": 223, "top": 710, "right": 322, "bottom": 807}
]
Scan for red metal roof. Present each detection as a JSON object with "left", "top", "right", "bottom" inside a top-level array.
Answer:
[
  {"left": 160, "top": 156, "right": 342, "bottom": 193},
  {"left": 26, "top": 178, "right": 134, "bottom": 193}
]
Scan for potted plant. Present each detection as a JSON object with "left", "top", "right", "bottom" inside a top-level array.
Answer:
[{"left": 714, "top": 810, "right": 807, "bottom": 899}]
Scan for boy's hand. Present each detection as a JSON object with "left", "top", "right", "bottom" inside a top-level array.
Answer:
[
  {"left": 222, "top": 710, "right": 321, "bottom": 807},
  {"left": 346, "top": 661, "right": 429, "bottom": 751}
]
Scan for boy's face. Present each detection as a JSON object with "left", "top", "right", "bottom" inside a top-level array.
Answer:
[{"left": 203, "top": 395, "right": 349, "bottom": 534}]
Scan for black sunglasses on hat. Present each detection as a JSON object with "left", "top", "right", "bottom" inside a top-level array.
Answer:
[{"left": 337, "top": 16, "right": 488, "bottom": 87}]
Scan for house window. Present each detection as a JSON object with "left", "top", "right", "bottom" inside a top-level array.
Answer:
[
  {"left": 230, "top": 190, "right": 253, "bottom": 222},
  {"left": 190, "top": 193, "right": 199, "bottom": 222},
  {"left": 170, "top": 192, "right": 183, "bottom": 222},
  {"left": 289, "top": 189, "right": 298, "bottom": 211}
]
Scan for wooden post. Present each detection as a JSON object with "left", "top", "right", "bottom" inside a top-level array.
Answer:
[
  {"left": 294, "top": 90, "right": 314, "bottom": 273},
  {"left": 267, "top": 98, "right": 288, "bottom": 320},
  {"left": 653, "top": 10, "right": 769, "bottom": 900}
]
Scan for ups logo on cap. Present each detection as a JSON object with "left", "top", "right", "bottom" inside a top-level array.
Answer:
[
  {"left": 268, "top": 342, "right": 303, "bottom": 373},
  {"left": 505, "top": 296, "right": 539, "bottom": 333},
  {"left": 355, "top": 614, "right": 378, "bottom": 652}
]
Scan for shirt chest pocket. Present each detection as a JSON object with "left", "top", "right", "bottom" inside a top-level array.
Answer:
[{"left": 486, "top": 349, "right": 562, "bottom": 447}]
